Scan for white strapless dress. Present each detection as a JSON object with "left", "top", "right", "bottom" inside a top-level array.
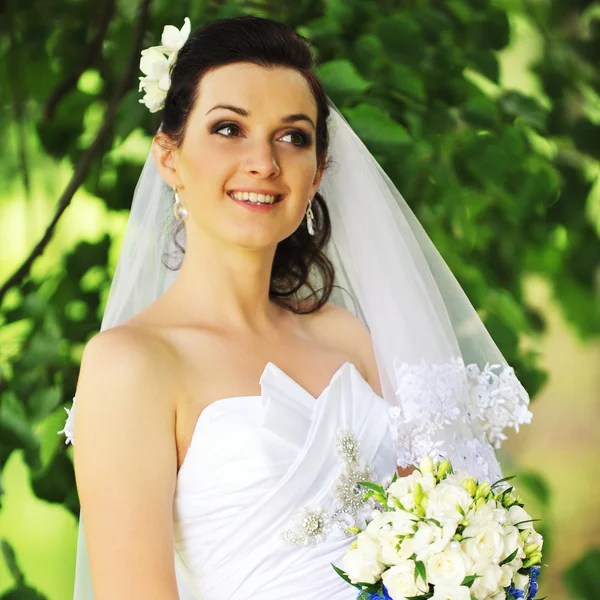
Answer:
[{"left": 172, "top": 360, "right": 398, "bottom": 600}]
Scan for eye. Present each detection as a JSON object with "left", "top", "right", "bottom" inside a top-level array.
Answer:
[
  {"left": 212, "top": 122, "right": 242, "bottom": 138},
  {"left": 211, "top": 121, "right": 312, "bottom": 147},
  {"left": 280, "top": 130, "right": 312, "bottom": 147}
]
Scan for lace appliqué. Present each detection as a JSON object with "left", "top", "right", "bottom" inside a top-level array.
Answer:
[
  {"left": 388, "top": 357, "right": 532, "bottom": 481},
  {"left": 281, "top": 430, "right": 377, "bottom": 546},
  {"left": 58, "top": 397, "right": 76, "bottom": 445}
]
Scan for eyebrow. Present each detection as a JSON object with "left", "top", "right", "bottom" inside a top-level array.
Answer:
[{"left": 205, "top": 104, "right": 316, "bottom": 129}]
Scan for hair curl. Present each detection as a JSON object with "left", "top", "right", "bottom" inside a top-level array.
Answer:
[{"left": 158, "top": 15, "right": 335, "bottom": 315}]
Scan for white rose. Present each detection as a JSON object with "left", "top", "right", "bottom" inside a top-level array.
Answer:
[
  {"left": 387, "top": 471, "right": 423, "bottom": 510},
  {"left": 365, "top": 513, "right": 388, "bottom": 540},
  {"left": 379, "top": 530, "right": 405, "bottom": 566},
  {"left": 512, "top": 572, "right": 530, "bottom": 592},
  {"left": 510, "top": 557, "right": 523, "bottom": 574},
  {"left": 382, "top": 561, "right": 428, "bottom": 598},
  {"left": 470, "top": 564, "right": 503, "bottom": 600},
  {"left": 508, "top": 505, "right": 533, "bottom": 530},
  {"left": 397, "top": 536, "right": 417, "bottom": 561},
  {"left": 466, "top": 499, "right": 504, "bottom": 527},
  {"left": 501, "top": 524, "right": 526, "bottom": 568},
  {"left": 430, "top": 584, "right": 472, "bottom": 600},
  {"left": 388, "top": 510, "right": 418, "bottom": 535},
  {"left": 342, "top": 532, "right": 384, "bottom": 584},
  {"left": 412, "top": 522, "right": 455, "bottom": 563},
  {"left": 462, "top": 519, "right": 505, "bottom": 571},
  {"left": 427, "top": 549, "right": 472, "bottom": 587},
  {"left": 499, "top": 565, "right": 513, "bottom": 587},
  {"left": 442, "top": 472, "right": 470, "bottom": 487},
  {"left": 490, "top": 593, "right": 507, "bottom": 600},
  {"left": 427, "top": 482, "right": 473, "bottom": 525}
]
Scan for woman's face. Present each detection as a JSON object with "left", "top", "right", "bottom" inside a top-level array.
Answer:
[{"left": 155, "top": 62, "right": 324, "bottom": 248}]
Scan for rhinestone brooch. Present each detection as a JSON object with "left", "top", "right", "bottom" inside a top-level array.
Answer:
[{"left": 281, "top": 429, "right": 377, "bottom": 546}]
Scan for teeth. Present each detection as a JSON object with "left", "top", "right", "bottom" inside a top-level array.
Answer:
[{"left": 230, "top": 191, "right": 278, "bottom": 204}]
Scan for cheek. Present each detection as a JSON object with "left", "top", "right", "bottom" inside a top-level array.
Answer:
[
  {"left": 188, "top": 142, "right": 221, "bottom": 171},
  {"left": 181, "top": 142, "right": 234, "bottom": 193},
  {"left": 285, "top": 153, "right": 319, "bottom": 193}
]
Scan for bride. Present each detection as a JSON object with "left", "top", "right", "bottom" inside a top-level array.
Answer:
[{"left": 60, "top": 14, "right": 532, "bottom": 600}]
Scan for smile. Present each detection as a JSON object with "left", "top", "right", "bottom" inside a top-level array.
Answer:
[{"left": 227, "top": 191, "right": 283, "bottom": 205}]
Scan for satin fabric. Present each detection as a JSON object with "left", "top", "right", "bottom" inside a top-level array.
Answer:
[{"left": 172, "top": 361, "right": 397, "bottom": 599}]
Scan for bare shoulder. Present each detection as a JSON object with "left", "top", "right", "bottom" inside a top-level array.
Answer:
[
  {"left": 307, "top": 300, "right": 370, "bottom": 338},
  {"left": 79, "top": 323, "right": 179, "bottom": 382},
  {"left": 302, "top": 300, "right": 382, "bottom": 396},
  {"left": 72, "top": 325, "right": 181, "bottom": 595},
  {"left": 74, "top": 323, "right": 181, "bottom": 451}
]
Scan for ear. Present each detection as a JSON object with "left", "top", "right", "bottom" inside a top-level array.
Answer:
[
  {"left": 151, "top": 133, "right": 181, "bottom": 188},
  {"left": 310, "top": 160, "right": 325, "bottom": 198}
]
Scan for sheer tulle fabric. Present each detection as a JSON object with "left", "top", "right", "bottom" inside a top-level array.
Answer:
[{"left": 61, "top": 101, "right": 531, "bottom": 598}]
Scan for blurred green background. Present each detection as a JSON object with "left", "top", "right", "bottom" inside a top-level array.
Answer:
[{"left": 1, "top": 0, "right": 599, "bottom": 598}]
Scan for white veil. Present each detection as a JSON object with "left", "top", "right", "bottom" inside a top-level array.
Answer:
[{"left": 59, "top": 101, "right": 532, "bottom": 598}]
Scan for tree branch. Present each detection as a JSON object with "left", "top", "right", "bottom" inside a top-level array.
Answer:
[
  {"left": 6, "top": 0, "right": 31, "bottom": 202},
  {"left": 42, "top": 0, "right": 117, "bottom": 122},
  {"left": 0, "top": 0, "right": 151, "bottom": 306}
]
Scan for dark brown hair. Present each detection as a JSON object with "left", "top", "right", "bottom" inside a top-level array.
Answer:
[{"left": 159, "top": 15, "right": 335, "bottom": 314}]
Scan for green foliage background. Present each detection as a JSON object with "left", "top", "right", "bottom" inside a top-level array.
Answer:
[{"left": 0, "top": 0, "right": 599, "bottom": 598}]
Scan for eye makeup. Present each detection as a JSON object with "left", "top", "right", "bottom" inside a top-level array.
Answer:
[{"left": 209, "top": 121, "right": 313, "bottom": 148}]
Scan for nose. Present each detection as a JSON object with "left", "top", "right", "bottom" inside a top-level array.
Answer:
[{"left": 243, "top": 137, "right": 281, "bottom": 178}]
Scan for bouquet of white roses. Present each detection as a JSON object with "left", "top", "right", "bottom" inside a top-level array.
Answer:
[{"left": 333, "top": 457, "right": 544, "bottom": 600}]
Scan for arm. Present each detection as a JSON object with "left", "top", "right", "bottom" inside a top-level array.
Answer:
[{"left": 73, "top": 326, "right": 181, "bottom": 599}]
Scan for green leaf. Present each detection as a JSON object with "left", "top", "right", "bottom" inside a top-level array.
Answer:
[
  {"left": 514, "top": 472, "right": 551, "bottom": 508},
  {"left": 316, "top": 59, "right": 372, "bottom": 104},
  {"left": 470, "top": 50, "right": 500, "bottom": 83},
  {"left": 499, "top": 91, "right": 548, "bottom": 132},
  {"left": 500, "top": 548, "right": 519, "bottom": 566},
  {"left": 414, "top": 559, "right": 427, "bottom": 584},
  {"left": 514, "top": 519, "right": 541, "bottom": 527},
  {"left": 352, "top": 34, "right": 386, "bottom": 78},
  {"left": 374, "top": 14, "right": 425, "bottom": 65},
  {"left": 331, "top": 563, "right": 358, "bottom": 589},
  {"left": 389, "top": 64, "right": 426, "bottom": 102},
  {"left": 572, "top": 118, "right": 600, "bottom": 160},
  {"left": 564, "top": 549, "right": 600, "bottom": 599},
  {"left": 1, "top": 540, "right": 23, "bottom": 583},
  {"left": 343, "top": 103, "right": 411, "bottom": 150},
  {"left": 491, "top": 475, "right": 517, "bottom": 490},
  {"left": 31, "top": 451, "right": 76, "bottom": 505},
  {"left": 114, "top": 89, "right": 147, "bottom": 144},
  {"left": 356, "top": 481, "right": 386, "bottom": 495},
  {"left": 28, "top": 387, "right": 61, "bottom": 422},
  {"left": 460, "top": 574, "right": 480, "bottom": 587}
]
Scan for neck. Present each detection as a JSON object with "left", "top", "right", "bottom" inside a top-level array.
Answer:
[{"left": 163, "top": 218, "right": 285, "bottom": 334}]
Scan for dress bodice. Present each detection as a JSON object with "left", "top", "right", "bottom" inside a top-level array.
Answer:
[{"left": 172, "top": 361, "right": 397, "bottom": 599}]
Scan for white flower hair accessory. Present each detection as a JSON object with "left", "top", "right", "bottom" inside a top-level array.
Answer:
[{"left": 138, "top": 17, "right": 191, "bottom": 113}]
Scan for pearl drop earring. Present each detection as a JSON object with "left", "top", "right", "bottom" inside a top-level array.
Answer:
[
  {"left": 306, "top": 199, "right": 315, "bottom": 236},
  {"left": 173, "top": 186, "right": 188, "bottom": 221}
]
